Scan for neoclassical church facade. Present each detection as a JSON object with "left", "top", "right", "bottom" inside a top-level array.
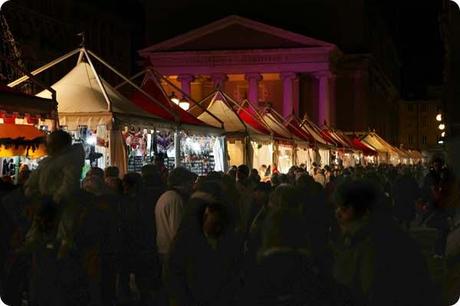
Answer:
[{"left": 139, "top": 15, "right": 399, "bottom": 142}]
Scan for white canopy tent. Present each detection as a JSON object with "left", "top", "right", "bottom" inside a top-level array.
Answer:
[{"left": 194, "top": 90, "right": 273, "bottom": 170}]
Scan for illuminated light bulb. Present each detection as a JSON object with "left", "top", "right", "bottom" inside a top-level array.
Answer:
[
  {"left": 436, "top": 114, "right": 442, "bottom": 122},
  {"left": 441, "top": 132, "right": 446, "bottom": 137},
  {"left": 438, "top": 123, "right": 446, "bottom": 130}
]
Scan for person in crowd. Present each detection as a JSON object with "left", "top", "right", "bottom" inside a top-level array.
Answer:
[
  {"left": 313, "top": 167, "right": 327, "bottom": 187},
  {"left": 81, "top": 175, "right": 120, "bottom": 306},
  {"left": 333, "top": 179, "right": 437, "bottom": 306},
  {"left": 104, "top": 166, "right": 119, "bottom": 179},
  {"left": 227, "top": 166, "right": 238, "bottom": 180},
  {"left": 169, "top": 180, "right": 243, "bottom": 306},
  {"left": 392, "top": 167, "right": 420, "bottom": 229},
  {"left": 240, "top": 208, "right": 349, "bottom": 306},
  {"left": 86, "top": 167, "right": 104, "bottom": 180},
  {"left": 155, "top": 167, "right": 196, "bottom": 276},
  {"left": 24, "top": 130, "right": 85, "bottom": 204}
]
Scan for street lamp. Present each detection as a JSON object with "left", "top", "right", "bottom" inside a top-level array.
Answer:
[{"left": 170, "top": 92, "right": 180, "bottom": 105}]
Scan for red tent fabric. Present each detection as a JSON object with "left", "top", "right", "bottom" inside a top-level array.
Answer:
[
  {"left": 130, "top": 78, "right": 207, "bottom": 126},
  {"left": 352, "top": 137, "right": 377, "bottom": 156},
  {"left": 284, "top": 116, "right": 313, "bottom": 143},
  {"left": 238, "top": 108, "right": 271, "bottom": 135}
]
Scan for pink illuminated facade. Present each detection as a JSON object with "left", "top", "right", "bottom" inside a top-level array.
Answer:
[{"left": 139, "top": 15, "right": 399, "bottom": 140}]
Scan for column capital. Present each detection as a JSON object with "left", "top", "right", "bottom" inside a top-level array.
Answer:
[
  {"left": 312, "top": 70, "right": 333, "bottom": 79},
  {"left": 245, "top": 72, "right": 263, "bottom": 81},
  {"left": 280, "top": 72, "right": 298, "bottom": 80},
  {"left": 177, "top": 74, "right": 195, "bottom": 82}
]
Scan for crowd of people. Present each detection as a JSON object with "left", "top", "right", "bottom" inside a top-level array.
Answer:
[{"left": 0, "top": 129, "right": 459, "bottom": 306}]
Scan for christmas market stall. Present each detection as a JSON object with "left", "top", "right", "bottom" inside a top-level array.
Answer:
[
  {"left": 125, "top": 71, "right": 227, "bottom": 175},
  {"left": 359, "top": 131, "right": 400, "bottom": 165},
  {"left": 348, "top": 134, "right": 378, "bottom": 165},
  {"left": 299, "top": 115, "right": 334, "bottom": 168},
  {"left": 190, "top": 89, "right": 272, "bottom": 170},
  {"left": 237, "top": 102, "right": 275, "bottom": 178},
  {"left": 258, "top": 106, "right": 299, "bottom": 174},
  {"left": 1, "top": 61, "right": 58, "bottom": 178}
]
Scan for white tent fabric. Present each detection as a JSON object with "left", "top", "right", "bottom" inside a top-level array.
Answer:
[
  {"left": 251, "top": 141, "right": 273, "bottom": 175},
  {"left": 197, "top": 91, "right": 268, "bottom": 137},
  {"left": 37, "top": 61, "right": 163, "bottom": 130},
  {"left": 109, "top": 129, "right": 128, "bottom": 176},
  {"left": 213, "top": 137, "right": 225, "bottom": 172},
  {"left": 227, "top": 140, "right": 245, "bottom": 167},
  {"left": 261, "top": 112, "right": 292, "bottom": 140}
]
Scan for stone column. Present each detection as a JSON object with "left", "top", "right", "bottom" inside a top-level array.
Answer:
[
  {"left": 280, "top": 72, "right": 298, "bottom": 117},
  {"left": 245, "top": 73, "right": 263, "bottom": 106},
  {"left": 211, "top": 73, "right": 228, "bottom": 89},
  {"left": 313, "top": 71, "right": 332, "bottom": 127},
  {"left": 177, "top": 74, "right": 195, "bottom": 97}
]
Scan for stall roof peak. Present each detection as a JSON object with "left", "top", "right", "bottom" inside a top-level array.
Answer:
[{"left": 139, "top": 15, "right": 336, "bottom": 54}]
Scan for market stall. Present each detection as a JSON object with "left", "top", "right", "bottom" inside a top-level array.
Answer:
[
  {"left": 127, "top": 72, "right": 226, "bottom": 174},
  {"left": 189, "top": 90, "right": 272, "bottom": 170},
  {"left": 360, "top": 132, "right": 400, "bottom": 165},
  {"left": 0, "top": 78, "right": 58, "bottom": 179},
  {"left": 348, "top": 134, "right": 378, "bottom": 165},
  {"left": 237, "top": 103, "right": 275, "bottom": 177},
  {"left": 258, "top": 107, "right": 299, "bottom": 174},
  {"left": 299, "top": 116, "right": 334, "bottom": 167}
]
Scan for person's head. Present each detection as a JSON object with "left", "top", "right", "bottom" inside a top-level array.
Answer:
[
  {"left": 104, "top": 166, "right": 119, "bottom": 179},
  {"left": 202, "top": 203, "right": 228, "bottom": 239},
  {"left": 105, "top": 177, "right": 123, "bottom": 195},
  {"left": 17, "top": 168, "right": 31, "bottom": 185},
  {"left": 82, "top": 175, "right": 108, "bottom": 196},
  {"left": 86, "top": 167, "right": 104, "bottom": 179},
  {"left": 432, "top": 157, "right": 444, "bottom": 172},
  {"left": 334, "top": 179, "right": 379, "bottom": 231},
  {"left": 167, "top": 167, "right": 197, "bottom": 194},
  {"left": 269, "top": 184, "right": 301, "bottom": 210},
  {"left": 237, "top": 164, "right": 250, "bottom": 181},
  {"left": 227, "top": 167, "right": 237, "bottom": 180},
  {"left": 141, "top": 164, "right": 162, "bottom": 186},
  {"left": 46, "top": 130, "right": 72, "bottom": 156},
  {"left": 254, "top": 182, "right": 272, "bottom": 208},
  {"left": 122, "top": 172, "right": 142, "bottom": 195}
]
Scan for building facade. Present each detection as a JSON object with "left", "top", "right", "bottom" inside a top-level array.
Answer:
[
  {"left": 140, "top": 16, "right": 399, "bottom": 141},
  {"left": 398, "top": 95, "right": 442, "bottom": 152}
]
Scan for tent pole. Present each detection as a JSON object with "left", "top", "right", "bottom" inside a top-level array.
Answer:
[
  {"left": 82, "top": 49, "right": 113, "bottom": 112},
  {"left": 87, "top": 50, "right": 179, "bottom": 122},
  {"left": 114, "top": 70, "right": 146, "bottom": 89},
  {"left": 8, "top": 49, "right": 80, "bottom": 88},
  {"left": 174, "top": 130, "right": 181, "bottom": 168}
]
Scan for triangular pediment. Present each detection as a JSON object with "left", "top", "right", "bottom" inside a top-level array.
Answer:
[{"left": 140, "top": 15, "right": 335, "bottom": 53}]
